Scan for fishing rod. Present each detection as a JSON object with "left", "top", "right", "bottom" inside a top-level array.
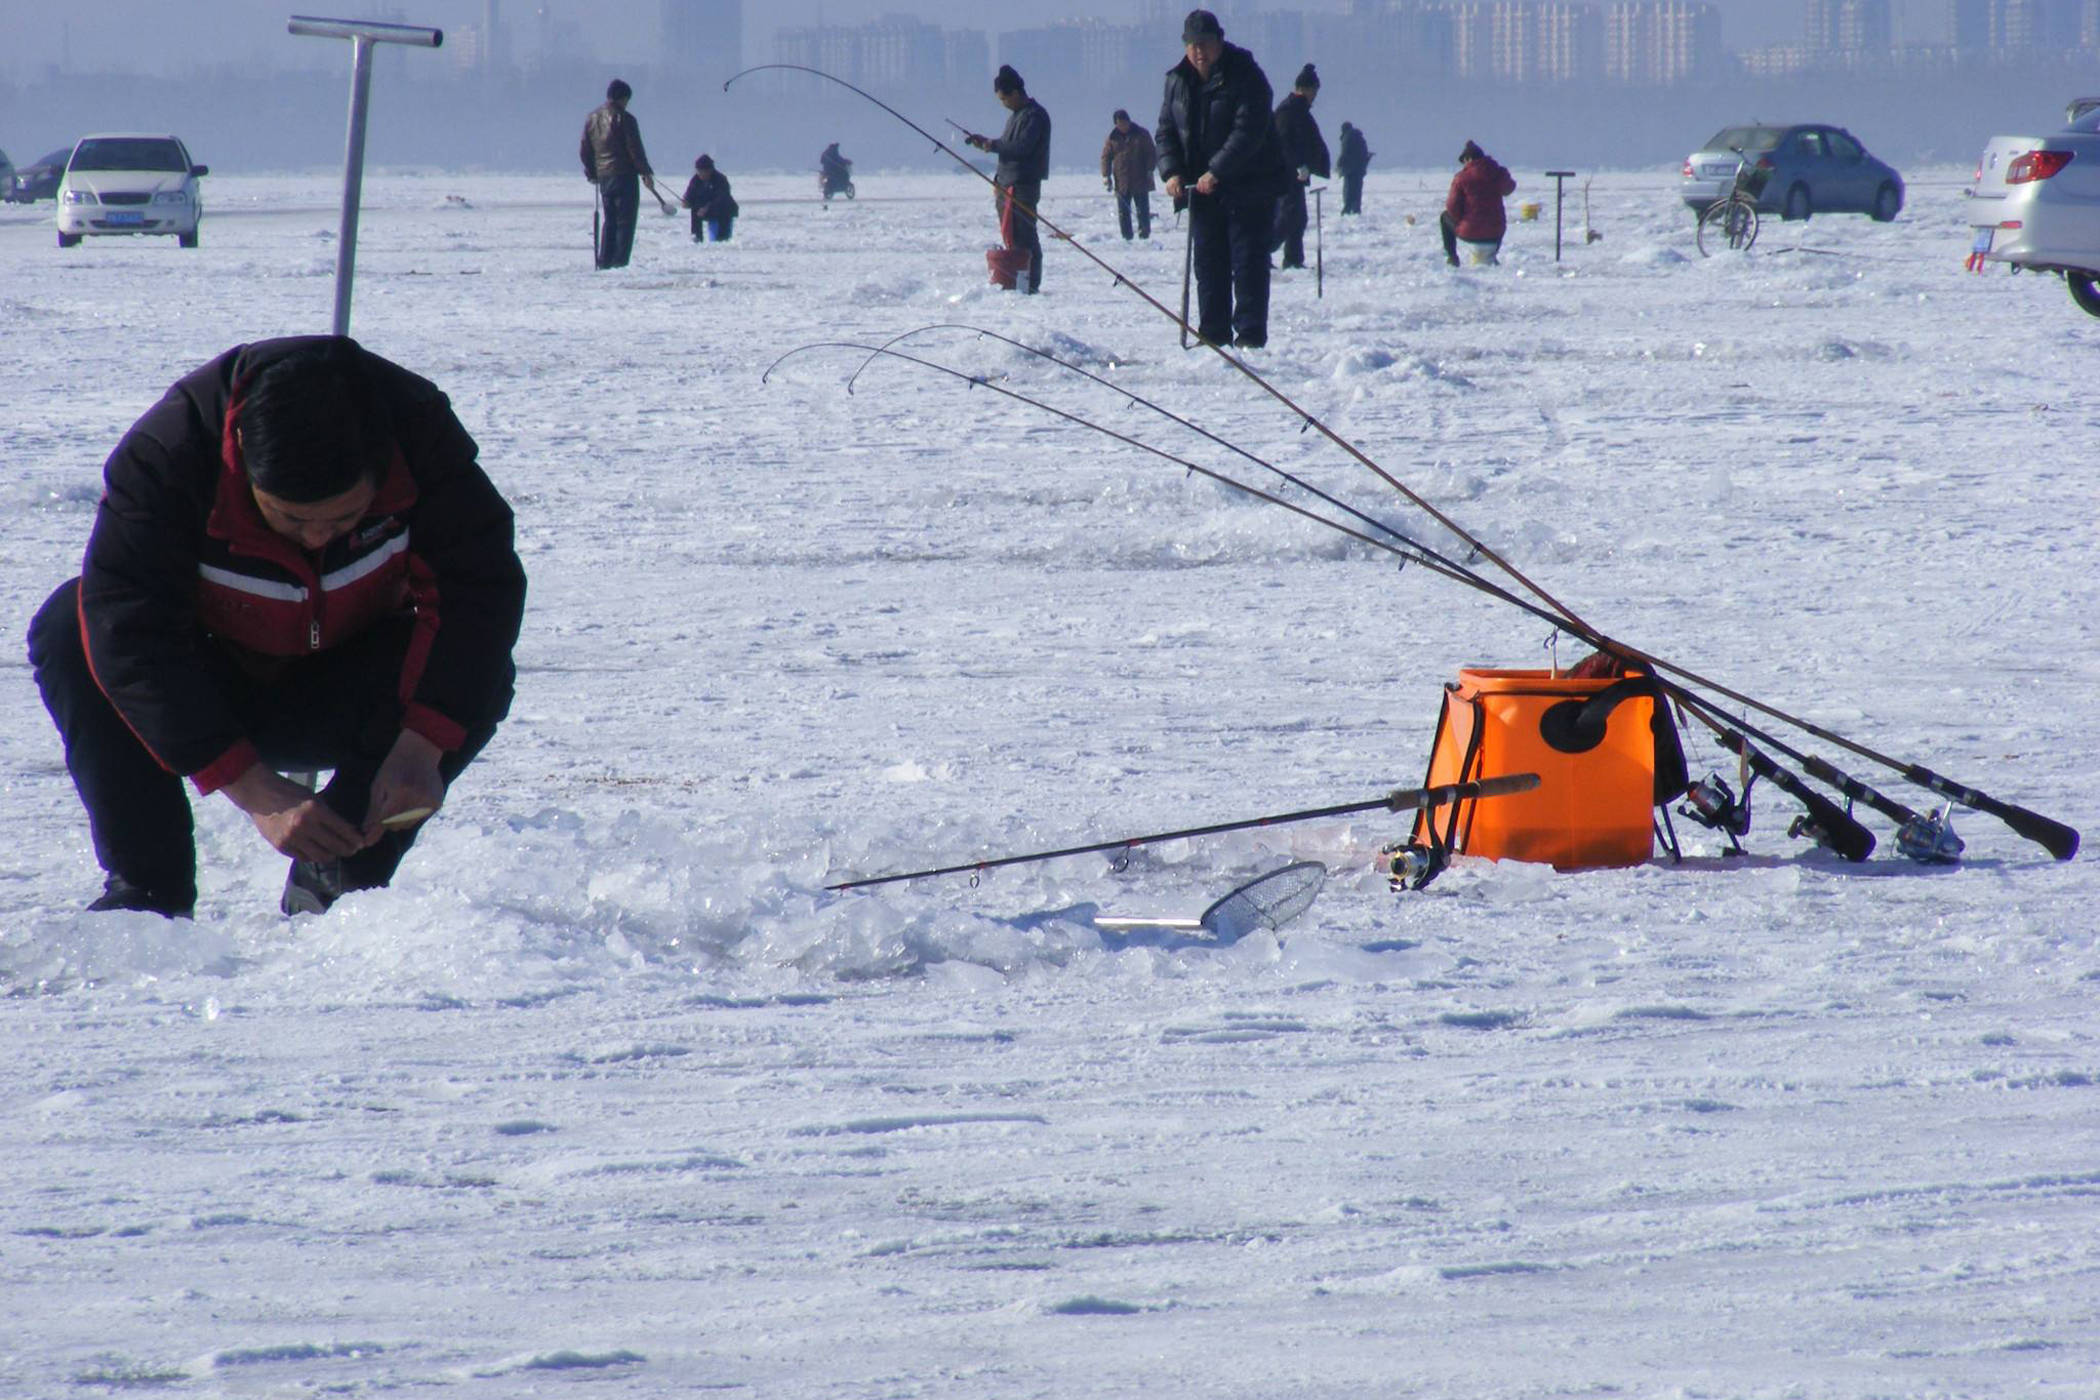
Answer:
[
  {"left": 828, "top": 774, "right": 1541, "bottom": 891},
  {"left": 725, "top": 68, "right": 2076, "bottom": 860},
  {"left": 1669, "top": 691, "right": 1963, "bottom": 864},
  {"left": 783, "top": 336, "right": 2054, "bottom": 862},
  {"left": 722, "top": 63, "right": 1584, "bottom": 631},
  {"left": 825, "top": 324, "right": 2073, "bottom": 861}
]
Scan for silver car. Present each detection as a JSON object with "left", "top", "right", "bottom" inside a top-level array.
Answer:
[
  {"left": 1680, "top": 123, "right": 1904, "bottom": 223},
  {"left": 1966, "top": 98, "right": 2100, "bottom": 316}
]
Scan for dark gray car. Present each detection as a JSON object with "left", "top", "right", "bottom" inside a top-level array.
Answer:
[
  {"left": 6, "top": 148, "right": 72, "bottom": 203},
  {"left": 1680, "top": 123, "right": 1904, "bottom": 223}
]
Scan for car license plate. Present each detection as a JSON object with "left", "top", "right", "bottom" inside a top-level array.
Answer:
[
  {"left": 105, "top": 211, "right": 144, "bottom": 227},
  {"left": 1970, "top": 227, "right": 1994, "bottom": 254}
]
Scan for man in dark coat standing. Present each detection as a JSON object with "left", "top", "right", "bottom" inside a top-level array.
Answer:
[
  {"left": 1101, "top": 109, "right": 1158, "bottom": 242},
  {"left": 1270, "top": 63, "right": 1331, "bottom": 270},
  {"left": 1336, "top": 121, "right": 1372, "bottom": 215},
  {"left": 1157, "top": 9, "right": 1290, "bottom": 348},
  {"left": 1442, "top": 138, "right": 1517, "bottom": 266},
  {"left": 25, "top": 337, "right": 526, "bottom": 918},
  {"left": 579, "top": 78, "right": 661, "bottom": 269},
  {"left": 964, "top": 65, "right": 1052, "bottom": 294}
]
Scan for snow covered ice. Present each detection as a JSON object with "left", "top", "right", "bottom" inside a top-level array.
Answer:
[{"left": 2, "top": 168, "right": 2096, "bottom": 1396}]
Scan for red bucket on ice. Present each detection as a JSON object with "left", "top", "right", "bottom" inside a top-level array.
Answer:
[{"left": 987, "top": 245, "right": 1031, "bottom": 289}]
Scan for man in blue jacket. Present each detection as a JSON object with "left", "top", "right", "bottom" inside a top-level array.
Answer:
[
  {"left": 1157, "top": 9, "right": 1289, "bottom": 348},
  {"left": 965, "top": 65, "right": 1052, "bottom": 294},
  {"left": 27, "top": 337, "right": 526, "bottom": 918}
]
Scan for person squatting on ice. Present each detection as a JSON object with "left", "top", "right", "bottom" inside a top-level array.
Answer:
[
  {"left": 965, "top": 65, "right": 1052, "bottom": 294},
  {"left": 1157, "top": 8, "right": 1291, "bottom": 349},
  {"left": 26, "top": 337, "right": 527, "bottom": 919},
  {"left": 580, "top": 77, "right": 661, "bottom": 269},
  {"left": 1101, "top": 108, "right": 1158, "bottom": 242},
  {"left": 682, "top": 155, "right": 738, "bottom": 243},
  {"left": 1336, "top": 121, "right": 1371, "bottom": 215},
  {"left": 1442, "top": 138, "right": 1516, "bottom": 266},
  {"left": 1270, "top": 63, "right": 1330, "bottom": 270}
]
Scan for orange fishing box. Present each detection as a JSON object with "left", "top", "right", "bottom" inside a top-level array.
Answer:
[{"left": 1413, "top": 667, "right": 1687, "bottom": 870}]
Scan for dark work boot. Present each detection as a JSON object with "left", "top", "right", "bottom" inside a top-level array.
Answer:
[
  {"left": 87, "top": 875, "right": 195, "bottom": 919},
  {"left": 280, "top": 859, "right": 345, "bottom": 917}
]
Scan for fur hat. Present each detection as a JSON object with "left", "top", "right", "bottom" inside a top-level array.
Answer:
[
  {"left": 607, "top": 78, "right": 632, "bottom": 102},
  {"left": 1295, "top": 64, "right": 1320, "bottom": 91},
  {"left": 993, "top": 64, "right": 1025, "bottom": 95},
  {"left": 1182, "top": 9, "right": 1224, "bottom": 42}
]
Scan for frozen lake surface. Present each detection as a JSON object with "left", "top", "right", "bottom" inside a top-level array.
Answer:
[{"left": 2, "top": 166, "right": 2095, "bottom": 1397}]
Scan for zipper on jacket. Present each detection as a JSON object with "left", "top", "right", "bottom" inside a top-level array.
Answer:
[{"left": 310, "top": 619, "right": 321, "bottom": 651}]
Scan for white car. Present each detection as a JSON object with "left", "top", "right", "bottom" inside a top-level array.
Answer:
[
  {"left": 55, "top": 133, "right": 208, "bottom": 249},
  {"left": 1966, "top": 98, "right": 2100, "bottom": 316}
]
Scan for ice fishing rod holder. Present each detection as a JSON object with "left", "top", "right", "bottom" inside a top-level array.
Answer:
[{"left": 289, "top": 15, "right": 444, "bottom": 337}]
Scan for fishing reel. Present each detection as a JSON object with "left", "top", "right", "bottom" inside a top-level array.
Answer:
[
  {"left": 1679, "top": 773, "right": 1750, "bottom": 836},
  {"left": 1677, "top": 772, "right": 1751, "bottom": 854},
  {"left": 1786, "top": 811, "right": 1848, "bottom": 856},
  {"left": 1895, "top": 804, "right": 1965, "bottom": 865},
  {"left": 1380, "top": 839, "right": 1448, "bottom": 892}
]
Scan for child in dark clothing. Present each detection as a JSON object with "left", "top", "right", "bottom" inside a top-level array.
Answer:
[{"left": 681, "top": 155, "right": 738, "bottom": 243}]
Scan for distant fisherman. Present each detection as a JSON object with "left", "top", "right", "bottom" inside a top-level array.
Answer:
[
  {"left": 1101, "top": 108, "right": 1158, "bottom": 242},
  {"left": 964, "top": 64, "right": 1052, "bottom": 294},
  {"left": 1270, "top": 63, "right": 1330, "bottom": 270},
  {"left": 682, "top": 154, "right": 738, "bottom": 243},
  {"left": 1443, "top": 138, "right": 1516, "bottom": 267},
  {"left": 1336, "top": 121, "right": 1372, "bottom": 216},
  {"left": 580, "top": 77, "right": 661, "bottom": 269},
  {"left": 27, "top": 338, "right": 526, "bottom": 918}
]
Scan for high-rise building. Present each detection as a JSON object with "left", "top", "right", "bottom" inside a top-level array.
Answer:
[
  {"left": 1536, "top": 1, "right": 1604, "bottom": 81},
  {"left": 661, "top": 0, "right": 742, "bottom": 74},
  {"left": 1604, "top": 1, "right": 1721, "bottom": 84},
  {"left": 1807, "top": 0, "right": 1892, "bottom": 58}
]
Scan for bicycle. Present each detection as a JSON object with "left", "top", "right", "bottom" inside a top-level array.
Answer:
[{"left": 1695, "top": 146, "right": 1767, "bottom": 256}]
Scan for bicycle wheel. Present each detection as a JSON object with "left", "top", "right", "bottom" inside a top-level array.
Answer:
[{"left": 1697, "top": 197, "right": 1759, "bottom": 256}]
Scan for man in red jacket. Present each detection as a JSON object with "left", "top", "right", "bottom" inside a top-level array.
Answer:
[
  {"left": 26, "top": 337, "right": 526, "bottom": 918},
  {"left": 1441, "top": 139, "right": 1516, "bottom": 266}
]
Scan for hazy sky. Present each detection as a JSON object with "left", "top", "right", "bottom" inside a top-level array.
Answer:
[{"left": 7, "top": 1, "right": 1826, "bottom": 78}]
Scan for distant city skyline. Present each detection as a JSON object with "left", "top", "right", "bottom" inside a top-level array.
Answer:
[{"left": 4, "top": 0, "right": 1826, "bottom": 79}]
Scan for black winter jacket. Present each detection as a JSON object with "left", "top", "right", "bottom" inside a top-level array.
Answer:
[
  {"left": 682, "top": 171, "right": 737, "bottom": 220},
  {"left": 1336, "top": 127, "right": 1372, "bottom": 178},
  {"left": 76, "top": 337, "right": 527, "bottom": 794},
  {"left": 580, "top": 102, "right": 653, "bottom": 182},
  {"left": 1156, "top": 43, "right": 1289, "bottom": 202},
  {"left": 986, "top": 97, "right": 1052, "bottom": 187},
  {"left": 1273, "top": 92, "right": 1331, "bottom": 181}
]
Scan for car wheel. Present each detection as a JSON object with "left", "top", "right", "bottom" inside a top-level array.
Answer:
[
  {"left": 2067, "top": 273, "right": 2100, "bottom": 318},
  {"left": 1870, "top": 183, "right": 1900, "bottom": 223},
  {"left": 178, "top": 230, "right": 198, "bottom": 249},
  {"left": 57, "top": 231, "right": 80, "bottom": 248},
  {"left": 1783, "top": 184, "right": 1811, "bottom": 222}
]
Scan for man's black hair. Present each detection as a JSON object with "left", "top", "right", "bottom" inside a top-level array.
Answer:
[
  {"left": 993, "top": 64, "right": 1024, "bottom": 95},
  {"left": 607, "top": 77, "right": 632, "bottom": 102},
  {"left": 238, "top": 341, "right": 391, "bottom": 503}
]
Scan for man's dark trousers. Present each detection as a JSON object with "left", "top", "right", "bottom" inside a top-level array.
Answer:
[
  {"left": 1342, "top": 172, "right": 1363, "bottom": 215},
  {"left": 1116, "top": 190, "right": 1152, "bottom": 241},
  {"left": 28, "top": 580, "right": 506, "bottom": 903},
  {"left": 1190, "top": 192, "right": 1272, "bottom": 346},
  {"left": 597, "top": 173, "right": 640, "bottom": 268},
  {"left": 1273, "top": 184, "right": 1310, "bottom": 268}
]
